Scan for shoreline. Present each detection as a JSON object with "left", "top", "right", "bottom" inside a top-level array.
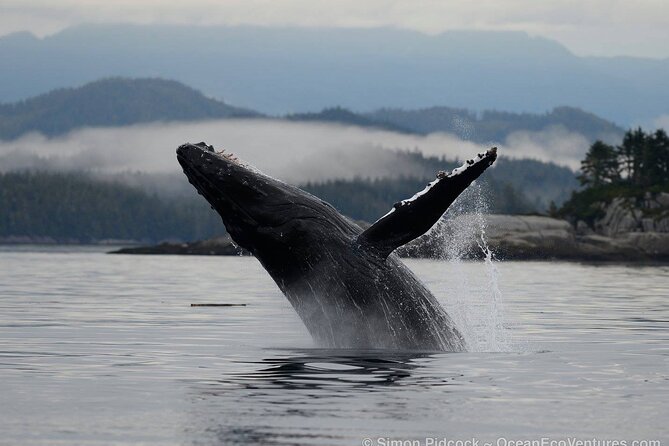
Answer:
[
  {"left": 4, "top": 214, "right": 669, "bottom": 263},
  {"left": 108, "top": 215, "right": 669, "bottom": 263},
  {"left": 1, "top": 242, "right": 667, "bottom": 264}
]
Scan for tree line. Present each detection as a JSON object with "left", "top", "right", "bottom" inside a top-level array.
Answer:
[
  {"left": 0, "top": 167, "right": 539, "bottom": 243},
  {"left": 0, "top": 171, "right": 225, "bottom": 242},
  {"left": 303, "top": 176, "right": 534, "bottom": 224},
  {"left": 578, "top": 128, "right": 669, "bottom": 189},
  {"left": 558, "top": 128, "right": 669, "bottom": 223}
]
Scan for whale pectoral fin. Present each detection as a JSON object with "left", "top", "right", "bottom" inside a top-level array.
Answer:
[{"left": 357, "top": 147, "right": 498, "bottom": 258}]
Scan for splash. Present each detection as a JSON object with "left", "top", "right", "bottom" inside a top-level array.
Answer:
[{"left": 435, "top": 182, "right": 511, "bottom": 352}]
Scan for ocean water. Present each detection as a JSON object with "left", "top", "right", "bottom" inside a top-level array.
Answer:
[{"left": 0, "top": 246, "right": 667, "bottom": 445}]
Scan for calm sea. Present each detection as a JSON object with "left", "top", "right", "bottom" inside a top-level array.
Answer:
[{"left": 0, "top": 246, "right": 667, "bottom": 445}]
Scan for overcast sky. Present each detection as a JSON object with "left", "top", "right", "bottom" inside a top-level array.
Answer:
[{"left": 1, "top": 0, "right": 668, "bottom": 59}]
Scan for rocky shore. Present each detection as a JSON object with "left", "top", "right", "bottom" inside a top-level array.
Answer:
[
  {"left": 465, "top": 214, "right": 669, "bottom": 261},
  {"left": 111, "top": 194, "right": 669, "bottom": 262},
  {"left": 463, "top": 192, "right": 669, "bottom": 261},
  {"left": 110, "top": 236, "right": 250, "bottom": 256}
]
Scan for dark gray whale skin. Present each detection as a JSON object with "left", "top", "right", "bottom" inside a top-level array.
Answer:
[{"left": 177, "top": 142, "right": 497, "bottom": 351}]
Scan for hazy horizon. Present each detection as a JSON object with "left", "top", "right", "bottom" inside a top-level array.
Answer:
[
  {"left": 2, "top": 0, "right": 668, "bottom": 59},
  {"left": 2, "top": 24, "right": 667, "bottom": 126}
]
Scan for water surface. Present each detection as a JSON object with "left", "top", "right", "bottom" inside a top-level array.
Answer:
[{"left": 1, "top": 247, "right": 667, "bottom": 445}]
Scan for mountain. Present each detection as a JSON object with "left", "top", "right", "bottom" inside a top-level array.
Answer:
[
  {"left": 1, "top": 25, "right": 667, "bottom": 125},
  {"left": 300, "top": 105, "right": 624, "bottom": 145},
  {"left": 286, "top": 107, "right": 412, "bottom": 134},
  {"left": 0, "top": 77, "right": 258, "bottom": 139},
  {"left": 366, "top": 106, "right": 623, "bottom": 144},
  {"left": 0, "top": 78, "right": 623, "bottom": 146}
]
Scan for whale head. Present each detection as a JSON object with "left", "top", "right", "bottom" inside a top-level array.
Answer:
[{"left": 176, "top": 142, "right": 359, "bottom": 277}]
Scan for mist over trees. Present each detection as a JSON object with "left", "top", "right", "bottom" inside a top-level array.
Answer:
[
  {"left": 303, "top": 176, "right": 534, "bottom": 223},
  {"left": 0, "top": 148, "right": 572, "bottom": 243},
  {"left": 0, "top": 77, "right": 608, "bottom": 243},
  {"left": 5, "top": 127, "right": 663, "bottom": 242},
  {"left": 477, "top": 157, "right": 578, "bottom": 209},
  {"left": 301, "top": 153, "right": 575, "bottom": 220}
]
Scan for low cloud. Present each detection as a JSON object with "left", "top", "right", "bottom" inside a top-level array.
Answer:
[
  {"left": 0, "top": 119, "right": 582, "bottom": 182},
  {"left": 504, "top": 125, "right": 590, "bottom": 170}
]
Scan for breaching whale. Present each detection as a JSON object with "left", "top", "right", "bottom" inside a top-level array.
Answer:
[{"left": 177, "top": 142, "right": 497, "bottom": 351}]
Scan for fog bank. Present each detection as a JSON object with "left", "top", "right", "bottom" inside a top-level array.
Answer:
[{"left": 0, "top": 119, "right": 586, "bottom": 182}]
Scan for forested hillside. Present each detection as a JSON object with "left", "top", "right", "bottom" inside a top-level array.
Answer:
[
  {"left": 0, "top": 78, "right": 623, "bottom": 146},
  {"left": 0, "top": 165, "right": 546, "bottom": 243},
  {"left": 285, "top": 105, "right": 623, "bottom": 144},
  {"left": 332, "top": 150, "right": 578, "bottom": 210},
  {"left": 365, "top": 106, "right": 624, "bottom": 143},
  {"left": 0, "top": 77, "right": 587, "bottom": 243},
  {"left": 286, "top": 107, "right": 411, "bottom": 133},
  {"left": 0, "top": 146, "right": 578, "bottom": 243},
  {"left": 301, "top": 154, "right": 577, "bottom": 221},
  {"left": 303, "top": 177, "right": 534, "bottom": 223},
  {"left": 0, "top": 172, "right": 224, "bottom": 243},
  {"left": 0, "top": 78, "right": 258, "bottom": 139},
  {"left": 558, "top": 128, "right": 669, "bottom": 225},
  {"left": 491, "top": 157, "right": 578, "bottom": 209}
]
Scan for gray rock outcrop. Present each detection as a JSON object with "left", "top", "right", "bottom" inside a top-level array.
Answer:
[
  {"left": 595, "top": 193, "right": 669, "bottom": 236},
  {"left": 110, "top": 197, "right": 669, "bottom": 261}
]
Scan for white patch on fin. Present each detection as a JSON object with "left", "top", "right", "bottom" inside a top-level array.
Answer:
[{"left": 372, "top": 147, "right": 496, "bottom": 222}]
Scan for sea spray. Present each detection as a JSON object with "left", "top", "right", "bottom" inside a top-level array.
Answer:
[
  {"left": 476, "top": 218, "right": 510, "bottom": 352},
  {"left": 435, "top": 182, "right": 511, "bottom": 352}
]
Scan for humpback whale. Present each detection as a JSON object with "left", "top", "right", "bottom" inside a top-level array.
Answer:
[{"left": 177, "top": 142, "right": 497, "bottom": 351}]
